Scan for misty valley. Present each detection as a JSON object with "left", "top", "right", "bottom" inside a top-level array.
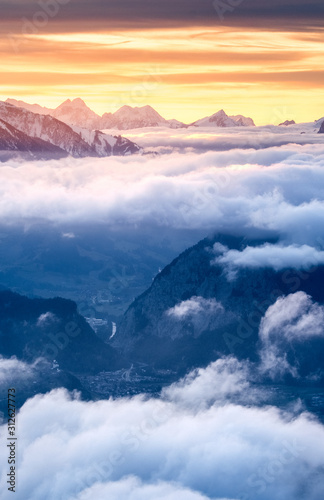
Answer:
[{"left": 0, "top": 100, "right": 324, "bottom": 500}]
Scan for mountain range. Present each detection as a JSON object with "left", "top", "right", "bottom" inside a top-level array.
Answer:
[
  {"left": 0, "top": 100, "right": 141, "bottom": 160},
  {"left": 6, "top": 98, "right": 255, "bottom": 130},
  {"left": 1, "top": 97, "right": 323, "bottom": 161}
]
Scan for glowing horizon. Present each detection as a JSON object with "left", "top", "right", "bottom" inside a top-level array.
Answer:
[{"left": 1, "top": 12, "right": 323, "bottom": 125}]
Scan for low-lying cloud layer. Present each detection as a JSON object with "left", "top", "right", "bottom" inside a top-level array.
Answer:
[
  {"left": 0, "top": 354, "right": 324, "bottom": 500},
  {"left": 1, "top": 137, "right": 324, "bottom": 249},
  {"left": 122, "top": 123, "right": 323, "bottom": 152}
]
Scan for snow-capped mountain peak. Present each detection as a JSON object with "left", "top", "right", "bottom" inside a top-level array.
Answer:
[
  {"left": 190, "top": 109, "right": 254, "bottom": 128},
  {"left": 0, "top": 100, "right": 141, "bottom": 159},
  {"left": 52, "top": 98, "right": 101, "bottom": 129},
  {"left": 3, "top": 98, "right": 255, "bottom": 131},
  {"left": 111, "top": 104, "right": 166, "bottom": 127},
  {"left": 100, "top": 104, "right": 186, "bottom": 130},
  {"left": 57, "top": 98, "right": 89, "bottom": 110},
  {"left": 230, "top": 114, "right": 255, "bottom": 127}
]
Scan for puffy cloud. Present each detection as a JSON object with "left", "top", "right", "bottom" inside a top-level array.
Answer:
[
  {"left": 164, "top": 297, "right": 226, "bottom": 339},
  {"left": 166, "top": 296, "right": 223, "bottom": 319},
  {"left": 258, "top": 292, "right": 324, "bottom": 380},
  {"left": 0, "top": 358, "right": 324, "bottom": 500},
  {"left": 213, "top": 244, "right": 324, "bottom": 279},
  {"left": 162, "top": 357, "right": 255, "bottom": 410},
  {"left": 260, "top": 292, "right": 324, "bottom": 342},
  {"left": 212, "top": 243, "right": 229, "bottom": 255},
  {"left": 0, "top": 356, "right": 35, "bottom": 385}
]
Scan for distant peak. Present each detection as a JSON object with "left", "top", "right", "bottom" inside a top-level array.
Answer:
[
  {"left": 58, "top": 98, "right": 90, "bottom": 109},
  {"left": 71, "top": 98, "right": 87, "bottom": 106},
  {"left": 118, "top": 105, "right": 133, "bottom": 111},
  {"left": 117, "top": 105, "right": 156, "bottom": 112}
]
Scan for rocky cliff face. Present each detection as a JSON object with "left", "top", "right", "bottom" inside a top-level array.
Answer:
[{"left": 0, "top": 118, "right": 67, "bottom": 161}]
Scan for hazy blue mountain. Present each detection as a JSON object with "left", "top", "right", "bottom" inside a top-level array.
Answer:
[
  {"left": 0, "top": 290, "right": 121, "bottom": 372},
  {"left": 0, "top": 223, "right": 206, "bottom": 323},
  {"left": 0, "top": 289, "right": 124, "bottom": 412}
]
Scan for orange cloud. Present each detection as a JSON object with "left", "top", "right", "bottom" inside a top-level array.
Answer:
[{"left": 0, "top": 27, "right": 323, "bottom": 125}]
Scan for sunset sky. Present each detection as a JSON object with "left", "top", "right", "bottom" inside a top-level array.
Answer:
[{"left": 0, "top": 0, "right": 323, "bottom": 125}]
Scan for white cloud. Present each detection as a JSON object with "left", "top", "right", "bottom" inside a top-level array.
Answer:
[
  {"left": 119, "top": 125, "right": 324, "bottom": 154},
  {"left": 166, "top": 297, "right": 224, "bottom": 319},
  {"left": 1, "top": 128, "right": 324, "bottom": 500},
  {"left": 162, "top": 357, "right": 255, "bottom": 410},
  {"left": 0, "top": 356, "right": 35, "bottom": 385},
  {"left": 213, "top": 244, "right": 324, "bottom": 279},
  {"left": 258, "top": 292, "right": 324, "bottom": 379},
  {"left": 212, "top": 243, "right": 229, "bottom": 255},
  {"left": 164, "top": 297, "right": 226, "bottom": 338},
  {"left": 37, "top": 312, "right": 58, "bottom": 327},
  {"left": 62, "top": 232, "right": 75, "bottom": 239},
  {"left": 0, "top": 359, "right": 324, "bottom": 500},
  {"left": 260, "top": 292, "right": 324, "bottom": 342},
  {"left": 72, "top": 477, "right": 222, "bottom": 500}
]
